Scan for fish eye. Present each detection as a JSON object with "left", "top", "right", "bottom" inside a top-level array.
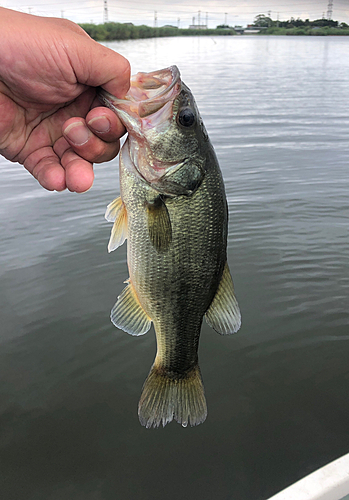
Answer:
[{"left": 178, "top": 108, "right": 195, "bottom": 128}]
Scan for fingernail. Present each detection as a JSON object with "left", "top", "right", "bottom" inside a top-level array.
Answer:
[
  {"left": 88, "top": 116, "right": 111, "bottom": 133},
  {"left": 63, "top": 122, "right": 90, "bottom": 146}
]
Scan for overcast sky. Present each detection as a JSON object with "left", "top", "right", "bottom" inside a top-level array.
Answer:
[{"left": 2, "top": 0, "right": 349, "bottom": 27}]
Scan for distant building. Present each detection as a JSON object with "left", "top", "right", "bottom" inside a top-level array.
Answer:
[
  {"left": 234, "top": 25, "right": 244, "bottom": 34},
  {"left": 244, "top": 24, "right": 266, "bottom": 33},
  {"left": 189, "top": 24, "right": 208, "bottom": 30},
  {"left": 162, "top": 25, "right": 178, "bottom": 29}
]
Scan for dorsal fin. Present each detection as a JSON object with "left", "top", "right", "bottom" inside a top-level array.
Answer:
[
  {"left": 146, "top": 196, "right": 172, "bottom": 252},
  {"left": 205, "top": 262, "right": 241, "bottom": 334},
  {"left": 111, "top": 279, "right": 152, "bottom": 336},
  {"left": 105, "top": 196, "right": 128, "bottom": 252}
]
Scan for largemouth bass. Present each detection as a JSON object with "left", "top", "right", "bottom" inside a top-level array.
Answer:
[{"left": 99, "top": 66, "right": 241, "bottom": 428}]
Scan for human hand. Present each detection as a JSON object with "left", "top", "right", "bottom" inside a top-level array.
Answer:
[{"left": 0, "top": 8, "right": 130, "bottom": 192}]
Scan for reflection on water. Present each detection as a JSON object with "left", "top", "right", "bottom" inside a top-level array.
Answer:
[{"left": 1, "top": 36, "right": 349, "bottom": 500}]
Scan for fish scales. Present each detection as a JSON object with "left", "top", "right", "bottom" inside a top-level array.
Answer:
[
  {"left": 122, "top": 148, "right": 227, "bottom": 373},
  {"left": 99, "top": 65, "right": 241, "bottom": 428}
]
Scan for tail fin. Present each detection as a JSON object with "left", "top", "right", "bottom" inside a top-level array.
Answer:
[{"left": 138, "top": 364, "right": 207, "bottom": 429}]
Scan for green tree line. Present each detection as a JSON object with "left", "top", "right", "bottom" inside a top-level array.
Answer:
[
  {"left": 253, "top": 14, "right": 349, "bottom": 35},
  {"left": 79, "top": 22, "right": 236, "bottom": 42}
]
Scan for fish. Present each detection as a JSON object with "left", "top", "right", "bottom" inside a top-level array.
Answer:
[{"left": 98, "top": 65, "right": 241, "bottom": 429}]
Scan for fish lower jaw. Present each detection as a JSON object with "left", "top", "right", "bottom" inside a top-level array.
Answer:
[
  {"left": 132, "top": 154, "right": 186, "bottom": 184},
  {"left": 128, "top": 134, "right": 187, "bottom": 183}
]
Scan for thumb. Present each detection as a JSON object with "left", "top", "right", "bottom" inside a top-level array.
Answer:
[{"left": 68, "top": 30, "right": 131, "bottom": 98}]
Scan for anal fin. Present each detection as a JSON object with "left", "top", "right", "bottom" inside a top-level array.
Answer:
[
  {"left": 111, "top": 280, "right": 151, "bottom": 336},
  {"left": 105, "top": 196, "right": 127, "bottom": 252},
  {"left": 205, "top": 262, "right": 241, "bottom": 335}
]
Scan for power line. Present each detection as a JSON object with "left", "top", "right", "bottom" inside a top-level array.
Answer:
[
  {"left": 12, "top": 0, "right": 349, "bottom": 11},
  {"left": 9, "top": 1, "right": 349, "bottom": 24}
]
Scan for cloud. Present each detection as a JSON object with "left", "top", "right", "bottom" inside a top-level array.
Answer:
[{"left": 4, "top": 0, "right": 349, "bottom": 26}]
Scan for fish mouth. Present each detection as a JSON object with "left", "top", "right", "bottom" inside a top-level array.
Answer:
[
  {"left": 99, "top": 66, "right": 185, "bottom": 186},
  {"left": 98, "top": 65, "right": 181, "bottom": 127}
]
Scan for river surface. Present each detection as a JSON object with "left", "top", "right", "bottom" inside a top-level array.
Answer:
[{"left": 1, "top": 35, "right": 349, "bottom": 500}]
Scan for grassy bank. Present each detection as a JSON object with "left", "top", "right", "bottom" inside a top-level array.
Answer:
[
  {"left": 259, "top": 26, "right": 349, "bottom": 36},
  {"left": 79, "top": 22, "right": 236, "bottom": 41}
]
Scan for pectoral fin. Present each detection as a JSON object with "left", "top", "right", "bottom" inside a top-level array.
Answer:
[
  {"left": 146, "top": 197, "right": 172, "bottom": 252},
  {"left": 105, "top": 196, "right": 128, "bottom": 252},
  {"left": 111, "top": 279, "right": 152, "bottom": 336},
  {"left": 205, "top": 262, "right": 241, "bottom": 335}
]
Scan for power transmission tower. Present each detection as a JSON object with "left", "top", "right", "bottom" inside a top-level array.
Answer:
[
  {"left": 327, "top": 0, "right": 333, "bottom": 20},
  {"left": 154, "top": 11, "right": 157, "bottom": 28},
  {"left": 103, "top": 0, "right": 108, "bottom": 23}
]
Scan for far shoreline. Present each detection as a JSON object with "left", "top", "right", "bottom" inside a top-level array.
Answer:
[
  {"left": 79, "top": 22, "right": 349, "bottom": 42},
  {"left": 79, "top": 23, "right": 236, "bottom": 42}
]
